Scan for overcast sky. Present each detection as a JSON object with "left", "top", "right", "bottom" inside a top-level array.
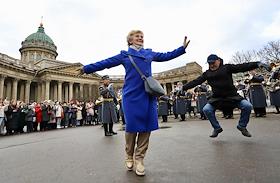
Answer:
[{"left": 1, "top": 0, "right": 280, "bottom": 75}]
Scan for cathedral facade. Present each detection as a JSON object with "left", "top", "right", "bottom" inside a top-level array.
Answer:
[{"left": 0, "top": 24, "right": 202, "bottom": 103}]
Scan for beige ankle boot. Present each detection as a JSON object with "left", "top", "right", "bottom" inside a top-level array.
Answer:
[
  {"left": 135, "top": 160, "right": 145, "bottom": 176},
  {"left": 125, "top": 156, "right": 134, "bottom": 171}
]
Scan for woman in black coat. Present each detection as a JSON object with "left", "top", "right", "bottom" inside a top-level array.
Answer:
[{"left": 5, "top": 101, "right": 20, "bottom": 135}]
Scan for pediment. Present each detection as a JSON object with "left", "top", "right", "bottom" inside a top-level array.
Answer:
[
  {"left": 34, "top": 58, "right": 68, "bottom": 69},
  {"left": 47, "top": 63, "right": 101, "bottom": 78}
]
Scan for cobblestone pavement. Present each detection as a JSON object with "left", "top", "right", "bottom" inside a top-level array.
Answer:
[{"left": 0, "top": 113, "right": 280, "bottom": 183}]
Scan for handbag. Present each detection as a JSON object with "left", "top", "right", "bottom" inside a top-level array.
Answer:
[{"left": 128, "top": 55, "right": 165, "bottom": 97}]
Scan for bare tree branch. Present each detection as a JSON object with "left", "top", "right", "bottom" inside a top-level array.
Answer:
[
  {"left": 230, "top": 50, "right": 258, "bottom": 64},
  {"left": 258, "top": 40, "right": 280, "bottom": 64}
]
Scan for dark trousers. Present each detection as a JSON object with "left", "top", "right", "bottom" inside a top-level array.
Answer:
[
  {"left": 70, "top": 118, "right": 77, "bottom": 127},
  {"left": 33, "top": 122, "right": 38, "bottom": 131},
  {"left": 180, "top": 114, "right": 185, "bottom": 121},
  {"left": 200, "top": 112, "right": 207, "bottom": 120},
  {"left": 26, "top": 121, "right": 33, "bottom": 132},
  {"left": 162, "top": 115, "right": 168, "bottom": 122},
  {"left": 254, "top": 107, "right": 266, "bottom": 117},
  {"left": 188, "top": 107, "right": 196, "bottom": 117},
  {"left": 276, "top": 106, "right": 280, "bottom": 113},
  {"left": 40, "top": 121, "right": 48, "bottom": 131},
  {"left": 86, "top": 115, "right": 93, "bottom": 125},
  {"left": 103, "top": 123, "right": 114, "bottom": 134},
  {"left": 121, "top": 115, "right": 126, "bottom": 125}
]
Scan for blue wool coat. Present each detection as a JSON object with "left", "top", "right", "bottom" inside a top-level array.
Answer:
[{"left": 83, "top": 46, "right": 186, "bottom": 132}]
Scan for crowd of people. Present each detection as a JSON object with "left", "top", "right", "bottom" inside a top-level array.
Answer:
[{"left": 0, "top": 98, "right": 124, "bottom": 136}]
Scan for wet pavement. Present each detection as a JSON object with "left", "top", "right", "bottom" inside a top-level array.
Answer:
[{"left": 0, "top": 113, "right": 280, "bottom": 183}]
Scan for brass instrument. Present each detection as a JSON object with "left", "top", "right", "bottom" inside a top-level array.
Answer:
[
  {"left": 95, "top": 100, "right": 103, "bottom": 105},
  {"left": 266, "top": 80, "right": 280, "bottom": 92}
]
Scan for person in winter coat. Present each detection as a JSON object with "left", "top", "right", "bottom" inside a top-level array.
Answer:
[
  {"left": 99, "top": 75, "right": 118, "bottom": 136},
  {"left": 54, "top": 101, "right": 63, "bottom": 128},
  {"left": 34, "top": 103, "right": 42, "bottom": 131},
  {"left": 79, "top": 30, "right": 190, "bottom": 176},
  {"left": 245, "top": 70, "right": 267, "bottom": 117},
  {"left": 86, "top": 101, "right": 94, "bottom": 125},
  {"left": 62, "top": 102, "right": 70, "bottom": 128},
  {"left": 76, "top": 102, "right": 83, "bottom": 126},
  {"left": 158, "top": 95, "right": 169, "bottom": 122},
  {"left": 41, "top": 102, "right": 50, "bottom": 131},
  {"left": 268, "top": 63, "right": 280, "bottom": 113},
  {"left": 0, "top": 99, "right": 9, "bottom": 135},
  {"left": 23, "top": 104, "right": 35, "bottom": 133},
  {"left": 18, "top": 102, "right": 27, "bottom": 133},
  {"left": 5, "top": 100, "right": 21, "bottom": 135},
  {"left": 181, "top": 54, "right": 271, "bottom": 138}
]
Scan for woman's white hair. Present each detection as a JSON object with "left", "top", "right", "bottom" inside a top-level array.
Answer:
[{"left": 126, "top": 30, "right": 143, "bottom": 46}]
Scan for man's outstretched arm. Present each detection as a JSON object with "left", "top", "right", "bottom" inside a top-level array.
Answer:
[{"left": 182, "top": 74, "right": 207, "bottom": 91}]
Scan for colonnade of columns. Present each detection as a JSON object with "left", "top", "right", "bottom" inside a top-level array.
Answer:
[{"left": 0, "top": 75, "right": 99, "bottom": 103}]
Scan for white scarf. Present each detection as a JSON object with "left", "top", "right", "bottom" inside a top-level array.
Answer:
[{"left": 129, "top": 45, "right": 143, "bottom": 51}]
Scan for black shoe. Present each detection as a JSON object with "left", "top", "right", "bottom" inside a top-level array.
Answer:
[
  {"left": 110, "top": 131, "right": 117, "bottom": 135},
  {"left": 237, "top": 126, "right": 252, "bottom": 137},
  {"left": 209, "top": 128, "right": 223, "bottom": 138},
  {"left": 105, "top": 132, "right": 112, "bottom": 136}
]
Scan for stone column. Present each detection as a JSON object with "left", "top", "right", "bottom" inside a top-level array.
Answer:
[
  {"left": 64, "top": 84, "right": 69, "bottom": 102},
  {"left": 92, "top": 84, "right": 98, "bottom": 99},
  {"left": 74, "top": 85, "right": 79, "bottom": 100},
  {"left": 171, "top": 83, "right": 175, "bottom": 91},
  {"left": 20, "top": 82, "right": 25, "bottom": 101},
  {"left": 42, "top": 82, "right": 45, "bottom": 102},
  {"left": 80, "top": 83, "right": 84, "bottom": 101},
  {"left": 53, "top": 82, "right": 58, "bottom": 101},
  {"left": 50, "top": 84, "right": 54, "bottom": 101},
  {"left": 25, "top": 80, "right": 31, "bottom": 103},
  {"left": 88, "top": 84, "right": 92, "bottom": 101},
  {"left": 12, "top": 78, "right": 18, "bottom": 100},
  {"left": 37, "top": 83, "right": 42, "bottom": 102},
  {"left": 69, "top": 82, "right": 73, "bottom": 102},
  {"left": 163, "top": 83, "right": 167, "bottom": 94},
  {"left": 45, "top": 80, "right": 50, "bottom": 100},
  {"left": 84, "top": 85, "right": 88, "bottom": 100},
  {"left": 58, "top": 81, "right": 62, "bottom": 102},
  {"left": 6, "top": 80, "right": 12, "bottom": 100},
  {"left": 0, "top": 75, "right": 6, "bottom": 99}
]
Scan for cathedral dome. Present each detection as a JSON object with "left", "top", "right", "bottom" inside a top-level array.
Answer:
[
  {"left": 25, "top": 24, "right": 55, "bottom": 44},
  {"left": 19, "top": 23, "right": 58, "bottom": 61}
]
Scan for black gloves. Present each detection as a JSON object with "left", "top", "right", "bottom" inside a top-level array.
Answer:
[{"left": 257, "top": 61, "right": 271, "bottom": 72}]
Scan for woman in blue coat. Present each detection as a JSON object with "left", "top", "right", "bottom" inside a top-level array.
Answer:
[{"left": 80, "top": 30, "right": 190, "bottom": 176}]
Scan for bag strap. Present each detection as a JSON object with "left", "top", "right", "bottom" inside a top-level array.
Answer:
[{"left": 128, "top": 55, "right": 147, "bottom": 80}]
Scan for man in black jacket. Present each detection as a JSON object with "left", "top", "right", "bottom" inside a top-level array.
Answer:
[{"left": 181, "top": 54, "right": 271, "bottom": 138}]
